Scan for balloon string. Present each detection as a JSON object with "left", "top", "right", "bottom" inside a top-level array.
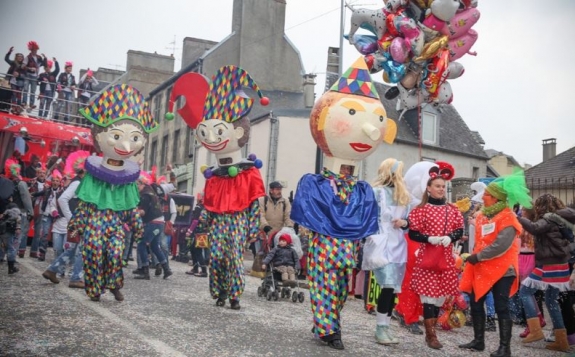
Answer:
[{"left": 418, "top": 90, "right": 422, "bottom": 160}]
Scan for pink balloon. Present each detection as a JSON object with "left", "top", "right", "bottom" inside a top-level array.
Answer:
[
  {"left": 390, "top": 37, "right": 410, "bottom": 63},
  {"left": 448, "top": 29, "right": 478, "bottom": 61},
  {"left": 422, "top": 14, "right": 445, "bottom": 31},
  {"left": 441, "top": 8, "right": 480, "bottom": 39}
]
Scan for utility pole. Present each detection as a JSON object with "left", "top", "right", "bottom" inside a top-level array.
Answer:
[{"left": 339, "top": 0, "right": 345, "bottom": 76}]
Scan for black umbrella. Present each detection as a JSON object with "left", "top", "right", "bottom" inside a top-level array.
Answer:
[{"left": 0, "top": 177, "right": 15, "bottom": 200}]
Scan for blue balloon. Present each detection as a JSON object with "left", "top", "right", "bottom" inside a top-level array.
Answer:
[
  {"left": 382, "top": 60, "right": 406, "bottom": 83},
  {"left": 254, "top": 159, "right": 263, "bottom": 169}
]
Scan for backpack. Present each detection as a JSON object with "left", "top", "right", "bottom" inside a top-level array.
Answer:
[
  {"left": 264, "top": 196, "right": 286, "bottom": 214},
  {"left": 546, "top": 213, "right": 575, "bottom": 266}
]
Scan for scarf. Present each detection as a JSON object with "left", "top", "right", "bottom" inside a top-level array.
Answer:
[
  {"left": 481, "top": 200, "right": 507, "bottom": 218},
  {"left": 321, "top": 168, "right": 356, "bottom": 205}
]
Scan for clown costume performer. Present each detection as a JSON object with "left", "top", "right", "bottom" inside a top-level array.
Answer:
[
  {"left": 166, "top": 66, "right": 268, "bottom": 310},
  {"left": 291, "top": 58, "right": 397, "bottom": 350},
  {"left": 69, "top": 84, "right": 156, "bottom": 302}
]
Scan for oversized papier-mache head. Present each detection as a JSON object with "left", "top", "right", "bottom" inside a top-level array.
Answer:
[
  {"left": 80, "top": 84, "right": 156, "bottom": 163},
  {"left": 164, "top": 66, "right": 269, "bottom": 155},
  {"left": 309, "top": 57, "right": 397, "bottom": 163}
]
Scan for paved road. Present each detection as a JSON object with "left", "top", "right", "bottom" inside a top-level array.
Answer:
[{"left": 0, "top": 252, "right": 571, "bottom": 357}]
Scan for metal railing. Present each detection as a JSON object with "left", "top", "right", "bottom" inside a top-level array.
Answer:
[
  {"left": 0, "top": 70, "right": 120, "bottom": 127},
  {"left": 526, "top": 176, "right": 575, "bottom": 206}
]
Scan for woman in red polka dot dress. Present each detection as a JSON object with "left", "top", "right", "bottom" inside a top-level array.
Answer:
[{"left": 407, "top": 162, "right": 464, "bottom": 350}]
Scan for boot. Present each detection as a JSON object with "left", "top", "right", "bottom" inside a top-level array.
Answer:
[
  {"left": 132, "top": 267, "right": 144, "bottom": 275},
  {"left": 375, "top": 325, "right": 399, "bottom": 344},
  {"left": 134, "top": 266, "right": 150, "bottom": 280},
  {"left": 486, "top": 315, "right": 497, "bottom": 332},
  {"left": 522, "top": 317, "right": 544, "bottom": 343},
  {"left": 490, "top": 318, "right": 512, "bottom": 357},
  {"left": 42, "top": 270, "right": 60, "bottom": 283},
  {"left": 8, "top": 261, "right": 19, "bottom": 274},
  {"left": 29, "top": 252, "right": 38, "bottom": 258},
  {"left": 154, "top": 264, "right": 162, "bottom": 276},
  {"left": 519, "top": 312, "right": 545, "bottom": 337},
  {"left": 162, "top": 262, "right": 172, "bottom": 279},
  {"left": 459, "top": 314, "right": 485, "bottom": 351},
  {"left": 110, "top": 288, "right": 125, "bottom": 302},
  {"left": 18, "top": 250, "right": 25, "bottom": 258},
  {"left": 545, "top": 328, "right": 569, "bottom": 352},
  {"left": 424, "top": 318, "right": 442, "bottom": 349}
]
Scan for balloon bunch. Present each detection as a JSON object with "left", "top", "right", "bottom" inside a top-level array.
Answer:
[{"left": 346, "top": 0, "right": 480, "bottom": 118}]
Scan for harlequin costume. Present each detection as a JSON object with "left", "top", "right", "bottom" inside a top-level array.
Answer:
[
  {"left": 291, "top": 58, "right": 395, "bottom": 350},
  {"left": 166, "top": 66, "right": 268, "bottom": 309},
  {"left": 69, "top": 84, "right": 156, "bottom": 301},
  {"left": 291, "top": 170, "right": 378, "bottom": 341}
]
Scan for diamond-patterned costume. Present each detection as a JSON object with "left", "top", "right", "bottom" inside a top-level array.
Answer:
[
  {"left": 70, "top": 199, "right": 142, "bottom": 298},
  {"left": 202, "top": 167, "right": 264, "bottom": 302}
]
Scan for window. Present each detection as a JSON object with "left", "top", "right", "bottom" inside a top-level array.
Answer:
[
  {"left": 421, "top": 112, "right": 437, "bottom": 144},
  {"left": 165, "top": 86, "right": 172, "bottom": 118},
  {"left": 153, "top": 94, "right": 162, "bottom": 121},
  {"left": 185, "top": 127, "right": 193, "bottom": 158},
  {"left": 472, "top": 166, "right": 479, "bottom": 180},
  {"left": 160, "top": 134, "right": 169, "bottom": 169},
  {"left": 172, "top": 129, "right": 180, "bottom": 165},
  {"left": 150, "top": 139, "right": 158, "bottom": 167}
]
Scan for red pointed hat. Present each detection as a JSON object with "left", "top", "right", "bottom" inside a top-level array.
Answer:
[{"left": 164, "top": 66, "right": 269, "bottom": 129}]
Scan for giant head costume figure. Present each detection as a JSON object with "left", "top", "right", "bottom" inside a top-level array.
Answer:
[
  {"left": 310, "top": 57, "right": 397, "bottom": 175},
  {"left": 80, "top": 84, "right": 156, "bottom": 174},
  {"left": 165, "top": 66, "right": 269, "bottom": 172}
]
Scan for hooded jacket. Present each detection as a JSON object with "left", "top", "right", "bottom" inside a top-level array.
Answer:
[{"left": 262, "top": 244, "right": 299, "bottom": 268}]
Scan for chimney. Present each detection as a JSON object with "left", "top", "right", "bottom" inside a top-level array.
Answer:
[
  {"left": 324, "top": 47, "right": 340, "bottom": 92},
  {"left": 542, "top": 138, "right": 557, "bottom": 162},
  {"left": 303, "top": 73, "right": 317, "bottom": 108}
]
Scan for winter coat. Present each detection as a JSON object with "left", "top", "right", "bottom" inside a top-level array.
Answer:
[
  {"left": 262, "top": 245, "right": 299, "bottom": 268},
  {"left": 259, "top": 195, "right": 293, "bottom": 231},
  {"left": 518, "top": 208, "right": 575, "bottom": 265},
  {"left": 1, "top": 203, "right": 22, "bottom": 233}
]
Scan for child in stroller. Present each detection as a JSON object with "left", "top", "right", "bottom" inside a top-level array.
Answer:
[{"left": 258, "top": 233, "right": 305, "bottom": 303}]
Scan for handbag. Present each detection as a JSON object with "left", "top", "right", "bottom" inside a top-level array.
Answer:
[
  {"left": 164, "top": 221, "right": 174, "bottom": 236},
  {"left": 418, "top": 206, "right": 449, "bottom": 272},
  {"left": 361, "top": 233, "right": 388, "bottom": 271},
  {"left": 67, "top": 229, "right": 80, "bottom": 244},
  {"left": 194, "top": 233, "right": 209, "bottom": 249}
]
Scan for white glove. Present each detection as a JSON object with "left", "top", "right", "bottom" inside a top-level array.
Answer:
[
  {"left": 428, "top": 236, "right": 442, "bottom": 245},
  {"left": 439, "top": 236, "right": 452, "bottom": 247}
]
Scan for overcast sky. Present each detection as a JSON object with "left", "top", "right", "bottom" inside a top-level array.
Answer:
[{"left": 1, "top": 0, "right": 573, "bottom": 167}]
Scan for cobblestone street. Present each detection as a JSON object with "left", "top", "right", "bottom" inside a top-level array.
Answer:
[{"left": 0, "top": 252, "right": 571, "bottom": 357}]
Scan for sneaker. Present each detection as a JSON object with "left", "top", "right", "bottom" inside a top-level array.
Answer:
[
  {"left": 392, "top": 310, "right": 406, "bottom": 327},
  {"left": 406, "top": 323, "right": 424, "bottom": 335}
]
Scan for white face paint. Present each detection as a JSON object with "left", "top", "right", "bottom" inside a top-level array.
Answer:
[
  {"left": 323, "top": 97, "right": 388, "bottom": 161},
  {"left": 96, "top": 123, "right": 146, "bottom": 161},
  {"left": 195, "top": 119, "right": 244, "bottom": 156}
]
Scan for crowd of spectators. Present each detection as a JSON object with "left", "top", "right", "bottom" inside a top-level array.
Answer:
[{"left": 1, "top": 41, "right": 101, "bottom": 125}]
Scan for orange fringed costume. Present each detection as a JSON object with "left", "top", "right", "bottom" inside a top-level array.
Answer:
[{"left": 460, "top": 207, "right": 522, "bottom": 301}]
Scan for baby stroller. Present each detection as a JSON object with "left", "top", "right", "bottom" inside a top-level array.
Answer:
[
  {"left": 256, "top": 228, "right": 305, "bottom": 303},
  {"left": 257, "top": 262, "right": 305, "bottom": 303}
]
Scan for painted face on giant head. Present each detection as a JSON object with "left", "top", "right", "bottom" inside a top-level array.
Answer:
[
  {"left": 310, "top": 57, "right": 396, "bottom": 162},
  {"left": 95, "top": 122, "right": 147, "bottom": 161},
  {"left": 196, "top": 119, "right": 244, "bottom": 154},
  {"left": 311, "top": 92, "right": 388, "bottom": 160}
]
